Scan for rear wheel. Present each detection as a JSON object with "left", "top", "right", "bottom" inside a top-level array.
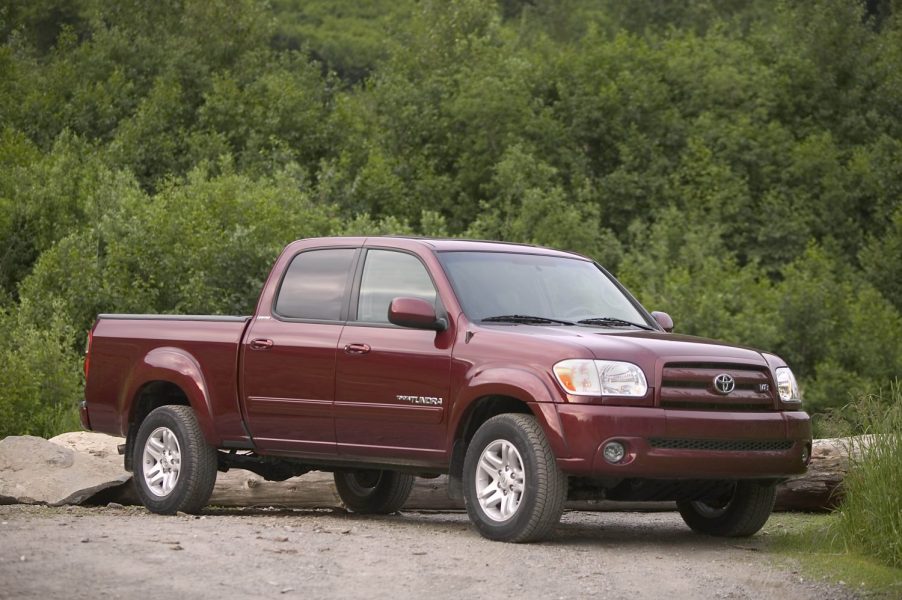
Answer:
[
  {"left": 677, "top": 481, "right": 776, "bottom": 537},
  {"left": 463, "top": 414, "right": 567, "bottom": 543},
  {"left": 132, "top": 405, "right": 218, "bottom": 515},
  {"left": 334, "top": 469, "right": 415, "bottom": 514}
]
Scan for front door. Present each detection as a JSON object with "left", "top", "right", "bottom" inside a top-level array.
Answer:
[{"left": 334, "top": 248, "right": 453, "bottom": 463}]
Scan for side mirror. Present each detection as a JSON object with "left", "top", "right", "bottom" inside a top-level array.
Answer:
[
  {"left": 388, "top": 297, "right": 448, "bottom": 331},
  {"left": 651, "top": 311, "right": 674, "bottom": 333}
]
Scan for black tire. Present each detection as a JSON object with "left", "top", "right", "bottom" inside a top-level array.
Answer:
[
  {"left": 132, "top": 405, "right": 218, "bottom": 515},
  {"left": 462, "top": 414, "right": 567, "bottom": 543},
  {"left": 334, "top": 469, "right": 415, "bottom": 514},
  {"left": 677, "top": 481, "right": 777, "bottom": 537}
]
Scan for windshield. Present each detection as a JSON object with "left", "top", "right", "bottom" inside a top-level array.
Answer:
[{"left": 437, "top": 251, "right": 652, "bottom": 327}]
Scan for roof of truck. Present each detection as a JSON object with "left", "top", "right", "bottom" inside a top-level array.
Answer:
[{"left": 367, "top": 236, "right": 590, "bottom": 260}]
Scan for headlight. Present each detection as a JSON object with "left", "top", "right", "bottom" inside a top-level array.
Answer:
[
  {"left": 775, "top": 367, "right": 801, "bottom": 402},
  {"left": 553, "top": 359, "right": 648, "bottom": 397}
]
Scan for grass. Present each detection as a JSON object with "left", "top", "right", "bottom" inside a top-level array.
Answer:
[
  {"left": 763, "top": 382, "right": 902, "bottom": 597},
  {"left": 764, "top": 513, "right": 902, "bottom": 597},
  {"left": 833, "top": 383, "right": 902, "bottom": 569}
]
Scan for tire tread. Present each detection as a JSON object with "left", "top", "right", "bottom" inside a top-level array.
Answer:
[
  {"left": 133, "top": 405, "right": 218, "bottom": 515},
  {"left": 677, "top": 481, "right": 776, "bottom": 537},
  {"left": 334, "top": 470, "right": 415, "bottom": 514},
  {"left": 463, "top": 413, "right": 567, "bottom": 543}
]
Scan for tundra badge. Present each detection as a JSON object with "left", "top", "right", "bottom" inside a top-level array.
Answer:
[{"left": 397, "top": 395, "right": 443, "bottom": 406}]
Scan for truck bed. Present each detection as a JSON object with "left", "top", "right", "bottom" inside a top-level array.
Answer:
[{"left": 84, "top": 314, "right": 251, "bottom": 444}]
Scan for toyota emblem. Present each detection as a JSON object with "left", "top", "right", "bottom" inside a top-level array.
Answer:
[{"left": 713, "top": 373, "right": 736, "bottom": 395}]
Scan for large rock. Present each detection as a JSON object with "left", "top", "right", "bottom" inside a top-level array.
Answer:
[
  {"left": 0, "top": 435, "right": 131, "bottom": 506},
  {"left": 50, "top": 431, "right": 124, "bottom": 460},
  {"left": 49, "top": 431, "right": 140, "bottom": 504}
]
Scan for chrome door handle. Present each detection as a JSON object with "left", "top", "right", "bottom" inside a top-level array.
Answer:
[
  {"left": 249, "top": 338, "right": 274, "bottom": 350},
  {"left": 343, "top": 343, "right": 371, "bottom": 355}
]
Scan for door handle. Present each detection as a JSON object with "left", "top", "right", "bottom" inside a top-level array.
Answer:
[
  {"left": 249, "top": 338, "right": 274, "bottom": 350},
  {"left": 343, "top": 343, "right": 371, "bottom": 355}
]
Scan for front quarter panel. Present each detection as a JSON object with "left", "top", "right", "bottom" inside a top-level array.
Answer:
[{"left": 451, "top": 364, "right": 571, "bottom": 459}]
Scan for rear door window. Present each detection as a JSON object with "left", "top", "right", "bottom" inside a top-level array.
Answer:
[{"left": 274, "top": 249, "right": 356, "bottom": 320}]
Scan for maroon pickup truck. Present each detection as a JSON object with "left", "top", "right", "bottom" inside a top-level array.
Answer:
[{"left": 82, "top": 237, "right": 811, "bottom": 542}]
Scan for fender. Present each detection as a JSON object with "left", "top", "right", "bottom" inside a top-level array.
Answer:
[
  {"left": 118, "top": 346, "right": 219, "bottom": 445},
  {"left": 451, "top": 366, "right": 570, "bottom": 459}
]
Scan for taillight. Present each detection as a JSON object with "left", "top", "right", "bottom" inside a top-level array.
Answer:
[{"left": 84, "top": 328, "right": 93, "bottom": 380}]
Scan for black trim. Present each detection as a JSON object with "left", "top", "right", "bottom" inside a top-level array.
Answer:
[
  {"left": 98, "top": 314, "right": 249, "bottom": 322},
  {"left": 649, "top": 438, "right": 794, "bottom": 452}
]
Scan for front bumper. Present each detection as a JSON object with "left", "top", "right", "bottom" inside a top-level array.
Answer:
[{"left": 554, "top": 404, "right": 811, "bottom": 479}]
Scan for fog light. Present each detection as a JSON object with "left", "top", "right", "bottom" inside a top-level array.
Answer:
[
  {"left": 801, "top": 444, "right": 811, "bottom": 465},
  {"left": 603, "top": 441, "right": 626, "bottom": 464}
]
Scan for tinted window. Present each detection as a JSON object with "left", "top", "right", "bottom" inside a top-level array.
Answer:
[
  {"left": 357, "top": 250, "right": 437, "bottom": 323},
  {"left": 275, "top": 249, "right": 355, "bottom": 320}
]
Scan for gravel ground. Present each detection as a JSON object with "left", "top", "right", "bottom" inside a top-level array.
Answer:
[{"left": 0, "top": 505, "right": 857, "bottom": 600}]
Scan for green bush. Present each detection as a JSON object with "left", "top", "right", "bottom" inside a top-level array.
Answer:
[
  {"left": 16, "top": 164, "right": 342, "bottom": 339},
  {"left": 835, "top": 383, "right": 902, "bottom": 568},
  {"left": 0, "top": 300, "right": 82, "bottom": 438},
  {"left": 2, "top": 0, "right": 902, "bottom": 437}
]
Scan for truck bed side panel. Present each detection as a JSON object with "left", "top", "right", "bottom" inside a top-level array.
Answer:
[{"left": 85, "top": 316, "right": 250, "bottom": 445}]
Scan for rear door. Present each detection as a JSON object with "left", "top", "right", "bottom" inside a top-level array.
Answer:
[
  {"left": 334, "top": 248, "right": 453, "bottom": 463},
  {"left": 241, "top": 247, "right": 357, "bottom": 455}
]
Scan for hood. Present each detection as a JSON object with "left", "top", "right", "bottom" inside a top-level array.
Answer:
[{"left": 477, "top": 324, "right": 767, "bottom": 366}]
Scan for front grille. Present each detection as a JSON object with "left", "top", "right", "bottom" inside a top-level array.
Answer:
[
  {"left": 649, "top": 438, "right": 793, "bottom": 452},
  {"left": 659, "top": 362, "right": 775, "bottom": 411}
]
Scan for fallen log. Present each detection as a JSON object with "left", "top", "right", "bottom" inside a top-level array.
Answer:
[
  {"left": 774, "top": 437, "right": 869, "bottom": 511},
  {"left": 46, "top": 432, "right": 859, "bottom": 512}
]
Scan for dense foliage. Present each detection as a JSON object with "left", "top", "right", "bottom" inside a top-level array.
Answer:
[{"left": 1, "top": 0, "right": 901, "bottom": 437}]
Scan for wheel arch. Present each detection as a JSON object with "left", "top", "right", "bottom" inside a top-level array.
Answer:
[
  {"left": 450, "top": 368, "right": 569, "bottom": 459},
  {"left": 447, "top": 371, "right": 569, "bottom": 494},
  {"left": 120, "top": 347, "right": 218, "bottom": 470}
]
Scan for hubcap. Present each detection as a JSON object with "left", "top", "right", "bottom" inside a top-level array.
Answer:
[
  {"left": 142, "top": 427, "right": 182, "bottom": 497},
  {"left": 475, "top": 439, "right": 525, "bottom": 522}
]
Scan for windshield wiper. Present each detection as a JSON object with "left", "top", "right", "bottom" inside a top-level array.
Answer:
[
  {"left": 577, "top": 317, "right": 655, "bottom": 331},
  {"left": 482, "top": 315, "right": 576, "bottom": 326}
]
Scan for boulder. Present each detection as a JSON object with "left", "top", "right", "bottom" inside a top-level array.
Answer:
[
  {"left": 0, "top": 435, "right": 131, "bottom": 506},
  {"left": 49, "top": 431, "right": 140, "bottom": 504},
  {"left": 50, "top": 431, "right": 124, "bottom": 460}
]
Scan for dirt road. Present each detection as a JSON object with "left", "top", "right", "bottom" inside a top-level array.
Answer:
[{"left": 0, "top": 505, "right": 854, "bottom": 600}]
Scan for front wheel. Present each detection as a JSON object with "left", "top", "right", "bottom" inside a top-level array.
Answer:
[
  {"left": 334, "top": 469, "right": 415, "bottom": 514},
  {"left": 463, "top": 414, "right": 567, "bottom": 543},
  {"left": 132, "top": 405, "right": 218, "bottom": 515},
  {"left": 677, "top": 481, "right": 777, "bottom": 537}
]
